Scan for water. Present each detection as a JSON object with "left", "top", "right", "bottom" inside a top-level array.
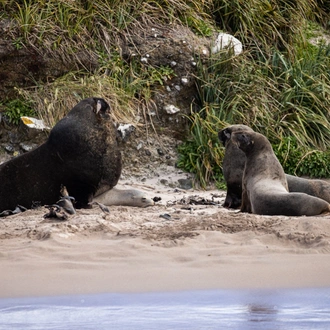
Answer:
[{"left": 0, "top": 288, "right": 330, "bottom": 329}]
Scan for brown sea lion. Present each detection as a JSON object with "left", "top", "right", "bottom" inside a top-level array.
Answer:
[
  {"left": 94, "top": 187, "right": 155, "bottom": 208},
  {"left": 218, "top": 124, "right": 253, "bottom": 208},
  {"left": 219, "top": 124, "right": 330, "bottom": 208},
  {"left": 0, "top": 97, "right": 122, "bottom": 212},
  {"left": 231, "top": 130, "right": 330, "bottom": 216},
  {"left": 286, "top": 174, "right": 330, "bottom": 203}
]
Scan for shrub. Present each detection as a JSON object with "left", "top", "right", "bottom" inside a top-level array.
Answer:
[{"left": 4, "top": 99, "right": 36, "bottom": 125}]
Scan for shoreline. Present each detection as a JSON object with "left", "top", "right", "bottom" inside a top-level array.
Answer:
[
  {"left": 2, "top": 171, "right": 330, "bottom": 299},
  {"left": 2, "top": 234, "right": 330, "bottom": 299}
]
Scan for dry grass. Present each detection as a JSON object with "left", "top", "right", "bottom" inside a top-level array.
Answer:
[{"left": 1, "top": 0, "right": 330, "bottom": 184}]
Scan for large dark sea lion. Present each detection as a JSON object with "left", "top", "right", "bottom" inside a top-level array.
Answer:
[
  {"left": 0, "top": 97, "right": 121, "bottom": 212},
  {"left": 231, "top": 130, "right": 330, "bottom": 216},
  {"left": 219, "top": 124, "right": 330, "bottom": 208}
]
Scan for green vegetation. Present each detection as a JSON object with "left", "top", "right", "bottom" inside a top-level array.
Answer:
[
  {"left": 178, "top": 1, "right": 330, "bottom": 186},
  {"left": 274, "top": 136, "right": 330, "bottom": 178},
  {"left": 4, "top": 99, "right": 36, "bottom": 125},
  {"left": 1, "top": 0, "right": 330, "bottom": 185},
  {"left": 177, "top": 108, "right": 225, "bottom": 188}
]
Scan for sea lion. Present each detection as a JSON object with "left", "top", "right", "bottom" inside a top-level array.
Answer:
[
  {"left": 94, "top": 187, "right": 155, "bottom": 208},
  {"left": 0, "top": 97, "right": 121, "bottom": 212},
  {"left": 286, "top": 174, "right": 330, "bottom": 203},
  {"left": 218, "top": 124, "right": 253, "bottom": 208},
  {"left": 231, "top": 130, "right": 330, "bottom": 216},
  {"left": 219, "top": 124, "right": 330, "bottom": 207}
]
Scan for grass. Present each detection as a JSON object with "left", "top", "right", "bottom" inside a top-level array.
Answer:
[
  {"left": 1, "top": 0, "right": 330, "bottom": 185},
  {"left": 177, "top": 107, "right": 226, "bottom": 188},
  {"left": 1, "top": 0, "right": 195, "bottom": 128},
  {"left": 178, "top": 34, "right": 330, "bottom": 186}
]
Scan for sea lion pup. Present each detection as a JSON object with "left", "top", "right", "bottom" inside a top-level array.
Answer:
[
  {"left": 231, "top": 130, "right": 330, "bottom": 216},
  {"left": 0, "top": 97, "right": 121, "bottom": 212},
  {"left": 218, "top": 124, "right": 254, "bottom": 208},
  {"left": 94, "top": 187, "right": 154, "bottom": 208},
  {"left": 219, "top": 124, "right": 330, "bottom": 207}
]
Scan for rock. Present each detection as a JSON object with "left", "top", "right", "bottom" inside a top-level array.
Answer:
[
  {"left": 164, "top": 104, "right": 180, "bottom": 114},
  {"left": 117, "top": 123, "right": 135, "bottom": 142},
  {"left": 211, "top": 32, "right": 243, "bottom": 55},
  {"left": 4, "top": 144, "right": 14, "bottom": 153},
  {"left": 178, "top": 178, "right": 193, "bottom": 190},
  {"left": 157, "top": 148, "right": 164, "bottom": 156},
  {"left": 19, "top": 143, "right": 38, "bottom": 152},
  {"left": 160, "top": 179, "right": 168, "bottom": 185},
  {"left": 181, "top": 77, "right": 189, "bottom": 85}
]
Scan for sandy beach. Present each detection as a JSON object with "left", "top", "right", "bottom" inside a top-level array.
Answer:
[{"left": 1, "top": 166, "right": 330, "bottom": 299}]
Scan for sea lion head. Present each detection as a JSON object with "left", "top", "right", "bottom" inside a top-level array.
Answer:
[
  {"left": 231, "top": 131, "right": 255, "bottom": 153},
  {"left": 231, "top": 131, "right": 271, "bottom": 156},
  {"left": 66, "top": 97, "right": 111, "bottom": 124},
  {"left": 218, "top": 124, "right": 253, "bottom": 147},
  {"left": 122, "top": 189, "right": 155, "bottom": 207}
]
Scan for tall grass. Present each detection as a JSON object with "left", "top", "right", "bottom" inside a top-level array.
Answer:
[
  {"left": 17, "top": 57, "right": 175, "bottom": 128},
  {"left": 178, "top": 40, "right": 330, "bottom": 186},
  {"left": 1, "top": 0, "right": 211, "bottom": 127},
  {"left": 1, "top": 0, "right": 330, "bottom": 184},
  {"left": 16, "top": 72, "right": 141, "bottom": 127},
  {"left": 210, "top": 0, "right": 323, "bottom": 58}
]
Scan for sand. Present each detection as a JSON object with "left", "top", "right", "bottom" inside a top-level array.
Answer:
[{"left": 1, "top": 167, "right": 330, "bottom": 299}]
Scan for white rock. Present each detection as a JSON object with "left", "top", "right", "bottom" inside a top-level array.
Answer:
[
  {"left": 211, "top": 33, "right": 243, "bottom": 55},
  {"left": 164, "top": 104, "right": 180, "bottom": 114},
  {"left": 117, "top": 123, "right": 135, "bottom": 141},
  {"left": 181, "top": 77, "right": 188, "bottom": 85}
]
